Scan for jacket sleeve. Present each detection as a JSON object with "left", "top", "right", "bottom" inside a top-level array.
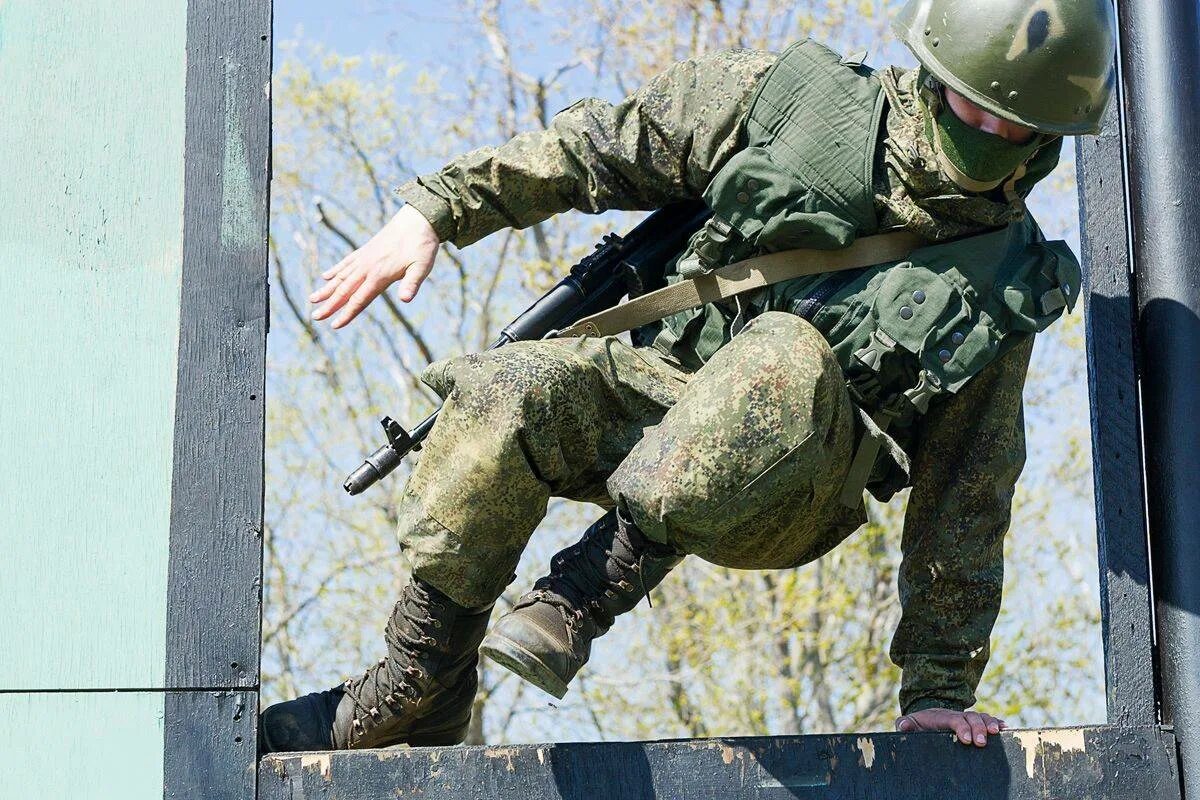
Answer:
[
  {"left": 395, "top": 49, "right": 777, "bottom": 249},
  {"left": 889, "top": 334, "right": 1035, "bottom": 715}
]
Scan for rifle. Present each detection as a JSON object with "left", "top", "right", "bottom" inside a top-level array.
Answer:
[{"left": 343, "top": 200, "right": 713, "bottom": 496}]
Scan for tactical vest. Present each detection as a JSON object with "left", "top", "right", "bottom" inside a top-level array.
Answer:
[{"left": 651, "top": 40, "right": 1081, "bottom": 498}]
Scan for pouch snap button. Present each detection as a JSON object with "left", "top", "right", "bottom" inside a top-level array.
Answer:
[
  {"left": 746, "top": 179, "right": 761, "bottom": 192},
  {"left": 938, "top": 348, "right": 952, "bottom": 363},
  {"left": 951, "top": 331, "right": 965, "bottom": 345},
  {"left": 899, "top": 305, "right": 914, "bottom": 320},
  {"left": 736, "top": 191, "right": 750, "bottom": 204},
  {"left": 912, "top": 289, "right": 926, "bottom": 304}
]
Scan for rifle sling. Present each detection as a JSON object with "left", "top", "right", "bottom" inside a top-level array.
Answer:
[{"left": 553, "top": 231, "right": 924, "bottom": 339}]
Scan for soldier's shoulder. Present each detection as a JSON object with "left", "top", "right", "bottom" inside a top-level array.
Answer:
[{"left": 689, "top": 47, "right": 779, "bottom": 73}]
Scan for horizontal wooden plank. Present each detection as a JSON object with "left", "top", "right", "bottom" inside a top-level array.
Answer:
[
  {"left": 0, "top": 692, "right": 166, "bottom": 798},
  {"left": 260, "top": 726, "right": 1180, "bottom": 800}
]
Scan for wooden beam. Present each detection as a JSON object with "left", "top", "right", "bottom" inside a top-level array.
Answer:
[
  {"left": 166, "top": 0, "right": 272, "bottom": 691},
  {"left": 260, "top": 726, "right": 1179, "bottom": 800},
  {"left": 164, "top": 691, "right": 258, "bottom": 800},
  {"left": 1075, "top": 90, "right": 1158, "bottom": 725}
]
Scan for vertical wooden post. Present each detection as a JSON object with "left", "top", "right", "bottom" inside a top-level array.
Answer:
[
  {"left": 164, "top": 0, "right": 271, "bottom": 796},
  {"left": 1075, "top": 90, "right": 1158, "bottom": 723}
]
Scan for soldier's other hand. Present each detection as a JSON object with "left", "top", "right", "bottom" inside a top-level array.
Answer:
[
  {"left": 894, "top": 708, "right": 1007, "bottom": 747},
  {"left": 310, "top": 204, "right": 440, "bottom": 329}
]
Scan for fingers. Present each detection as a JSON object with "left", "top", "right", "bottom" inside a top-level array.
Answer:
[
  {"left": 949, "top": 715, "right": 975, "bottom": 746},
  {"left": 312, "top": 267, "right": 366, "bottom": 322},
  {"left": 331, "top": 275, "right": 384, "bottom": 329},
  {"left": 321, "top": 254, "right": 353, "bottom": 281},
  {"left": 396, "top": 258, "right": 432, "bottom": 302},
  {"left": 897, "top": 708, "right": 1006, "bottom": 747},
  {"left": 309, "top": 274, "right": 344, "bottom": 305},
  {"left": 310, "top": 255, "right": 356, "bottom": 304},
  {"left": 964, "top": 711, "right": 989, "bottom": 747}
]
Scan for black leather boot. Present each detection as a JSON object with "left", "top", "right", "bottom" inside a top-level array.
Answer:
[
  {"left": 479, "top": 509, "right": 682, "bottom": 698},
  {"left": 259, "top": 577, "right": 492, "bottom": 753}
]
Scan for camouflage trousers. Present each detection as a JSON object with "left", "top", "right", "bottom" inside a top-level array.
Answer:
[{"left": 396, "top": 312, "right": 866, "bottom": 608}]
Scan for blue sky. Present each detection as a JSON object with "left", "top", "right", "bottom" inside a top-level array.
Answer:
[{"left": 276, "top": 1, "right": 442, "bottom": 59}]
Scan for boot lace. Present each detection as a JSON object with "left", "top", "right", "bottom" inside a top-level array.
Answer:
[
  {"left": 342, "top": 582, "right": 444, "bottom": 738},
  {"left": 517, "top": 513, "right": 650, "bottom": 638}
]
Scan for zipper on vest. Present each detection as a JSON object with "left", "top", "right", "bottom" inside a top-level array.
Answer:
[{"left": 797, "top": 268, "right": 866, "bottom": 321}]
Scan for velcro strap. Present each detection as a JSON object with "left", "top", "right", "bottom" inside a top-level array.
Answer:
[{"left": 555, "top": 231, "right": 924, "bottom": 340}]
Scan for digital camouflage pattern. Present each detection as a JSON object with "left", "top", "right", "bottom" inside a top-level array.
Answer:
[
  {"left": 396, "top": 335, "right": 688, "bottom": 605},
  {"left": 608, "top": 312, "right": 862, "bottom": 569},
  {"left": 873, "top": 66, "right": 1062, "bottom": 241},
  {"left": 891, "top": 334, "right": 1033, "bottom": 713},
  {"left": 399, "top": 49, "right": 777, "bottom": 249},
  {"left": 399, "top": 314, "right": 860, "bottom": 601},
  {"left": 396, "top": 47, "right": 1049, "bottom": 714}
]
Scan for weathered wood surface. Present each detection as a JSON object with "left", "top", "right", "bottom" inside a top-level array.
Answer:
[
  {"left": 165, "top": 690, "right": 258, "bottom": 800},
  {"left": 1075, "top": 92, "right": 1157, "bottom": 724},
  {"left": 166, "top": 0, "right": 272, "bottom": 690},
  {"left": 261, "top": 726, "right": 1180, "bottom": 800},
  {"left": 0, "top": 692, "right": 167, "bottom": 797},
  {"left": 0, "top": 0, "right": 187, "bottom": 689}
]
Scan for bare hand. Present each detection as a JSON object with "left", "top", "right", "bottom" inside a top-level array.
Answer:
[
  {"left": 309, "top": 204, "right": 439, "bottom": 329},
  {"left": 895, "top": 708, "right": 1008, "bottom": 747}
]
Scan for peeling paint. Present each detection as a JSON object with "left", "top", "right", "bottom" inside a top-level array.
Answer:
[
  {"left": 857, "top": 736, "right": 876, "bottom": 769},
  {"left": 484, "top": 746, "right": 520, "bottom": 773},
  {"left": 1013, "top": 729, "right": 1089, "bottom": 779},
  {"left": 721, "top": 745, "right": 736, "bottom": 765},
  {"left": 1042, "top": 729, "right": 1087, "bottom": 755},
  {"left": 220, "top": 60, "right": 257, "bottom": 250},
  {"left": 300, "top": 754, "right": 332, "bottom": 782},
  {"left": 1013, "top": 731, "right": 1041, "bottom": 778}
]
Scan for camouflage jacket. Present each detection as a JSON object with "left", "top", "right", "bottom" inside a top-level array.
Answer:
[{"left": 397, "top": 48, "right": 1048, "bottom": 716}]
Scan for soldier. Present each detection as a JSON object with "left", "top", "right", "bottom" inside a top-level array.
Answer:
[{"left": 260, "top": 0, "right": 1116, "bottom": 753}]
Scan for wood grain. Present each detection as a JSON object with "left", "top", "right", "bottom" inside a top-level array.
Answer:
[
  {"left": 1075, "top": 96, "right": 1158, "bottom": 725},
  {"left": 261, "top": 726, "right": 1180, "bottom": 800},
  {"left": 0, "top": 0, "right": 187, "bottom": 690},
  {"left": 166, "top": 0, "right": 271, "bottom": 690}
]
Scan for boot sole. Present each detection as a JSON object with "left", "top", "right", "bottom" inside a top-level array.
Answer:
[
  {"left": 405, "top": 722, "right": 470, "bottom": 748},
  {"left": 479, "top": 632, "right": 570, "bottom": 699}
]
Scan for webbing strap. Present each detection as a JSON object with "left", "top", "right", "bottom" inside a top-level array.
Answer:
[
  {"left": 554, "top": 231, "right": 923, "bottom": 340},
  {"left": 839, "top": 411, "right": 893, "bottom": 509}
]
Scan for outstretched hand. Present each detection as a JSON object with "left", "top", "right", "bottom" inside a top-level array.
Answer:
[
  {"left": 310, "top": 204, "right": 440, "bottom": 329},
  {"left": 895, "top": 708, "right": 1008, "bottom": 747}
]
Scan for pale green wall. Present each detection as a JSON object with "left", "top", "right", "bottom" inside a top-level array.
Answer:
[
  {"left": 0, "top": 0, "right": 187, "bottom": 690},
  {"left": 0, "top": 693, "right": 166, "bottom": 798}
]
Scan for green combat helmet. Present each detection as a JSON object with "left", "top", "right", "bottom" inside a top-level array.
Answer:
[{"left": 893, "top": 0, "right": 1117, "bottom": 135}]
